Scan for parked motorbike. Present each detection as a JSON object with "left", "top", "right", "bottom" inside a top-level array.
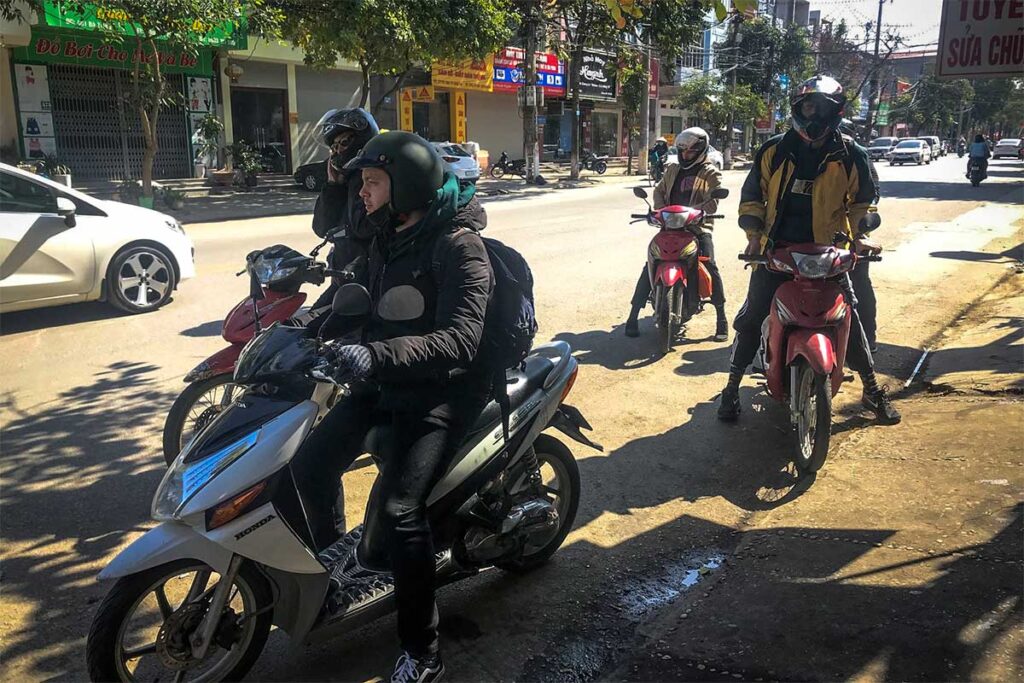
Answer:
[
  {"left": 630, "top": 186, "right": 729, "bottom": 354},
  {"left": 86, "top": 283, "right": 600, "bottom": 682},
  {"left": 738, "top": 215, "right": 882, "bottom": 475},
  {"left": 489, "top": 150, "right": 526, "bottom": 179},
  {"left": 968, "top": 158, "right": 986, "bottom": 187},
  {"left": 161, "top": 235, "right": 337, "bottom": 464},
  {"left": 582, "top": 150, "right": 608, "bottom": 174},
  {"left": 956, "top": 143, "right": 966, "bottom": 158}
]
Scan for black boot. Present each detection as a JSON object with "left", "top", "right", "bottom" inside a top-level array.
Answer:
[
  {"left": 717, "top": 367, "right": 744, "bottom": 421},
  {"left": 713, "top": 306, "right": 729, "bottom": 342},
  {"left": 624, "top": 306, "right": 641, "bottom": 337},
  {"left": 861, "top": 372, "right": 901, "bottom": 424}
]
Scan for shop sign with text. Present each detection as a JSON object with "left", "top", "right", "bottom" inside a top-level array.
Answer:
[
  {"left": 493, "top": 47, "right": 565, "bottom": 96},
  {"left": 936, "top": 0, "right": 1024, "bottom": 78},
  {"left": 577, "top": 49, "right": 616, "bottom": 101},
  {"left": 13, "top": 29, "right": 213, "bottom": 74},
  {"left": 432, "top": 57, "right": 493, "bottom": 92}
]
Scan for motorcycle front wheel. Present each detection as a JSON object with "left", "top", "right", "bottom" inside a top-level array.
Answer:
[
  {"left": 489, "top": 165, "right": 505, "bottom": 179},
  {"left": 656, "top": 284, "right": 680, "bottom": 356},
  {"left": 595, "top": 160, "right": 608, "bottom": 174},
  {"left": 86, "top": 560, "right": 272, "bottom": 682},
  {"left": 793, "top": 362, "right": 832, "bottom": 475}
]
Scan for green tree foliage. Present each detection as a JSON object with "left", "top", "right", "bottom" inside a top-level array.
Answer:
[
  {"left": 673, "top": 74, "right": 766, "bottom": 144},
  {"left": 64, "top": 0, "right": 282, "bottom": 196},
  {"left": 278, "top": 0, "right": 515, "bottom": 112},
  {"left": 733, "top": 17, "right": 813, "bottom": 103},
  {"left": 617, "top": 49, "right": 647, "bottom": 173},
  {"left": 891, "top": 74, "right": 973, "bottom": 135},
  {"left": 969, "top": 78, "right": 1024, "bottom": 136}
]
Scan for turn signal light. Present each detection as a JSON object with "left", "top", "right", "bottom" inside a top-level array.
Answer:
[
  {"left": 560, "top": 366, "right": 578, "bottom": 402},
  {"left": 208, "top": 481, "right": 267, "bottom": 530}
]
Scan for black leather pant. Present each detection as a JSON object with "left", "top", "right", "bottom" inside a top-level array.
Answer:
[
  {"left": 292, "top": 383, "right": 488, "bottom": 657},
  {"left": 850, "top": 259, "right": 876, "bottom": 348}
]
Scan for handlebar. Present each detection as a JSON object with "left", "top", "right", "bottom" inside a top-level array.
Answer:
[
  {"left": 705, "top": 214, "right": 724, "bottom": 219},
  {"left": 630, "top": 213, "right": 649, "bottom": 219},
  {"left": 738, "top": 253, "right": 768, "bottom": 262}
]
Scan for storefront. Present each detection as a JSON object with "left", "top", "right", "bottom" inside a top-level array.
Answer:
[
  {"left": 576, "top": 49, "right": 621, "bottom": 157},
  {"left": 8, "top": 2, "right": 240, "bottom": 181}
]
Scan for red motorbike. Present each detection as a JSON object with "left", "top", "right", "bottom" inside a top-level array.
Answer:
[
  {"left": 631, "top": 186, "right": 729, "bottom": 354},
  {"left": 161, "top": 240, "right": 332, "bottom": 463},
  {"left": 738, "top": 221, "right": 882, "bottom": 474}
]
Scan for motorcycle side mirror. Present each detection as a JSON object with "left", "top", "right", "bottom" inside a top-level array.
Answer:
[
  {"left": 858, "top": 213, "right": 882, "bottom": 231},
  {"left": 710, "top": 188, "right": 729, "bottom": 200},
  {"left": 633, "top": 187, "right": 648, "bottom": 199},
  {"left": 332, "top": 283, "right": 372, "bottom": 317}
]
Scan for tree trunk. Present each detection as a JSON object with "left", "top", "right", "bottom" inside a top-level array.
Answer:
[
  {"left": 569, "top": 42, "right": 584, "bottom": 180},
  {"left": 359, "top": 60, "right": 371, "bottom": 109},
  {"left": 371, "top": 66, "right": 411, "bottom": 116},
  {"left": 135, "top": 37, "right": 163, "bottom": 198}
]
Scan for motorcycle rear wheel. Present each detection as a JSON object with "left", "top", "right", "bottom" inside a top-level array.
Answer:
[
  {"left": 793, "top": 362, "right": 832, "bottom": 475},
  {"left": 86, "top": 560, "right": 272, "bottom": 683},
  {"left": 163, "top": 375, "right": 238, "bottom": 465},
  {"left": 595, "top": 160, "right": 608, "bottom": 174},
  {"left": 489, "top": 165, "right": 505, "bottom": 179},
  {"left": 495, "top": 435, "right": 581, "bottom": 573}
]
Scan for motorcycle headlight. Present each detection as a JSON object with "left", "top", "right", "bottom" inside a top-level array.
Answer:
[
  {"left": 791, "top": 252, "right": 835, "bottom": 279},
  {"left": 253, "top": 256, "right": 299, "bottom": 284},
  {"left": 152, "top": 430, "right": 261, "bottom": 520},
  {"left": 661, "top": 211, "right": 691, "bottom": 230}
]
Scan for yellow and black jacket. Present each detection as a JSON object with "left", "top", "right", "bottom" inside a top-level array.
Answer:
[{"left": 739, "top": 130, "right": 877, "bottom": 249}]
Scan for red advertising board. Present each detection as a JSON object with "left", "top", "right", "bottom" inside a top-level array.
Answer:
[
  {"left": 649, "top": 57, "right": 659, "bottom": 99},
  {"left": 492, "top": 46, "right": 566, "bottom": 96},
  {"left": 936, "top": 0, "right": 1024, "bottom": 78}
]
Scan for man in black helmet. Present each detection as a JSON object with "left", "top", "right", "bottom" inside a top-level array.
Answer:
[
  {"left": 294, "top": 131, "right": 493, "bottom": 683},
  {"left": 308, "top": 108, "right": 380, "bottom": 316},
  {"left": 719, "top": 74, "right": 900, "bottom": 425}
]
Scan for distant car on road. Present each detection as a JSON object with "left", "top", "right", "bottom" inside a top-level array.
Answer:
[
  {"left": 890, "top": 139, "right": 932, "bottom": 165},
  {"left": 915, "top": 136, "right": 944, "bottom": 157},
  {"left": 868, "top": 136, "right": 899, "bottom": 161},
  {"left": 992, "top": 138, "right": 1022, "bottom": 159},
  {"left": 293, "top": 159, "right": 327, "bottom": 192},
  {"left": 0, "top": 162, "right": 195, "bottom": 314},
  {"left": 431, "top": 142, "right": 481, "bottom": 182}
]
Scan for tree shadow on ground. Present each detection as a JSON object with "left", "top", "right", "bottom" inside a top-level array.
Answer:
[
  {"left": 0, "top": 301, "right": 133, "bottom": 336},
  {"left": 0, "top": 361, "right": 174, "bottom": 674},
  {"left": 181, "top": 319, "right": 223, "bottom": 337},
  {"left": 931, "top": 241, "right": 1024, "bottom": 264}
]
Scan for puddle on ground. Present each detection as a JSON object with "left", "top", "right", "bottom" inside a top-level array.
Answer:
[{"left": 617, "top": 552, "right": 725, "bottom": 618}]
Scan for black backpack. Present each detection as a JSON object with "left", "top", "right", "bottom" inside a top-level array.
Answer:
[{"left": 432, "top": 229, "right": 538, "bottom": 438}]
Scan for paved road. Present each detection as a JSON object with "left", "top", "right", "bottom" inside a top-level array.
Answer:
[{"left": 1, "top": 154, "right": 1021, "bottom": 681}]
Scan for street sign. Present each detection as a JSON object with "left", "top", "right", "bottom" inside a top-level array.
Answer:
[
  {"left": 409, "top": 85, "right": 434, "bottom": 102},
  {"left": 936, "top": 0, "right": 1024, "bottom": 78},
  {"left": 399, "top": 89, "right": 413, "bottom": 132},
  {"left": 876, "top": 103, "right": 890, "bottom": 126},
  {"left": 451, "top": 90, "right": 467, "bottom": 143}
]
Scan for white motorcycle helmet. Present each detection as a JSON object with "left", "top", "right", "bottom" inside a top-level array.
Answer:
[{"left": 676, "top": 127, "right": 710, "bottom": 170}]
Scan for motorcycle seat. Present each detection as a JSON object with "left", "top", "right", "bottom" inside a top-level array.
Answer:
[{"left": 468, "top": 353, "right": 557, "bottom": 434}]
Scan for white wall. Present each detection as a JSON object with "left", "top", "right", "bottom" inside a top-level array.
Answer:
[
  {"left": 292, "top": 66, "right": 364, "bottom": 166},
  {"left": 466, "top": 91, "right": 524, "bottom": 161},
  {"left": 228, "top": 59, "right": 286, "bottom": 89}
]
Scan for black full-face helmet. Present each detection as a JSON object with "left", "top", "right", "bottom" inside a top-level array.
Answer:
[
  {"left": 790, "top": 75, "right": 846, "bottom": 144},
  {"left": 344, "top": 131, "right": 444, "bottom": 214},
  {"left": 314, "top": 108, "right": 380, "bottom": 166}
]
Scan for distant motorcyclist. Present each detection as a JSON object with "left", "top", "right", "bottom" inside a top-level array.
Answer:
[
  {"left": 966, "top": 133, "right": 991, "bottom": 179},
  {"left": 956, "top": 136, "right": 967, "bottom": 157},
  {"left": 648, "top": 136, "right": 670, "bottom": 181},
  {"left": 626, "top": 127, "right": 729, "bottom": 341}
]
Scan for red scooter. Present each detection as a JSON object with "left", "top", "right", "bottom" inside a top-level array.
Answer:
[
  {"left": 631, "top": 186, "right": 729, "bottom": 354},
  {"left": 161, "top": 240, "right": 332, "bottom": 463},
  {"left": 738, "top": 217, "right": 882, "bottom": 475}
]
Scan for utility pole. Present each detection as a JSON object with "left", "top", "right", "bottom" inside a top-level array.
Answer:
[
  {"left": 723, "top": 13, "right": 740, "bottom": 170},
  {"left": 638, "top": 39, "right": 651, "bottom": 176},
  {"left": 522, "top": 0, "right": 540, "bottom": 183},
  {"left": 863, "top": 0, "right": 886, "bottom": 142}
]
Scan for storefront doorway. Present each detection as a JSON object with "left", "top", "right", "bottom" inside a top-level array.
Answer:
[
  {"left": 412, "top": 92, "right": 451, "bottom": 142},
  {"left": 230, "top": 87, "right": 290, "bottom": 173}
]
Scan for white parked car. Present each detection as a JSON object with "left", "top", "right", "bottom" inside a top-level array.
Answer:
[
  {"left": 992, "top": 138, "right": 1022, "bottom": 159},
  {"left": 0, "top": 162, "right": 195, "bottom": 314},
  {"left": 431, "top": 142, "right": 481, "bottom": 182},
  {"left": 889, "top": 140, "right": 932, "bottom": 165},
  {"left": 867, "top": 136, "right": 899, "bottom": 161}
]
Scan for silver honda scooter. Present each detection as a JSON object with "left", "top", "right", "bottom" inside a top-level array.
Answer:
[{"left": 85, "top": 285, "right": 600, "bottom": 682}]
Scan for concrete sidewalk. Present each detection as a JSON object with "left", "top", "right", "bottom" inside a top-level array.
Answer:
[{"left": 606, "top": 272, "right": 1023, "bottom": 682}]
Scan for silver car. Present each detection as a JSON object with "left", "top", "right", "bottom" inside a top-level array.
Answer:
[
  {"left": 431, "top": 142, "right": 481, "bottom": 182},
  {"left": 889, "top": 140, "right": 932, "bottom": 166}
]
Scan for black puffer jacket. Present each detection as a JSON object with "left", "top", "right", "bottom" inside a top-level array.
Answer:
[{"left": 310, "top": 173, "right": 376, "bottom": 310}]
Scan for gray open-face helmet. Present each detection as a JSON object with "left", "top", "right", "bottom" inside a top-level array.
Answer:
[
  {"left": 676, "top": 127, "right": 710, "bottom": 170},
  {"left": 314, "top": 108, "right": 380, "bottom": 166}
]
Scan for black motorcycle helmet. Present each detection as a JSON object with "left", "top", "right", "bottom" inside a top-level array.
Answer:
[
  {"left": 314, "top": 108, "right": 379, "bottom": 167},
  {"left": 343, "top": 131, "right": 444, "bottom": 214},
  {"left": 790, "top": 75, "right": 846, "bottom": 144}
]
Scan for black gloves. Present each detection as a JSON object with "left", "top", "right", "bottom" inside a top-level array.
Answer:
[{"left": 318, "top": 343, "right": 375, "bottom": 382}]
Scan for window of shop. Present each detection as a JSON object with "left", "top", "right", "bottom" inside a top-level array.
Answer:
[
  {"left": 591, "top": 111, "right": 618, "bottom": 156},
  {"left": 661, "top": 115, "right": 683, "bottom": 140}
]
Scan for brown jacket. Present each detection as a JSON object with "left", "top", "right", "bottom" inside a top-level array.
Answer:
[{"left": 653, "top": 161, "right": 723, "bottom": 230}]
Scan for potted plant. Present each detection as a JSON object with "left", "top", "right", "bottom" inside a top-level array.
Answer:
[
  {"left": 163, "top": 187, "right": 186, "bottom": 210},
  {"left": 39, "top": 155, "right": 73, "bottom": 187},
  {"left": 227, "top": 141, "right": 262, "bottom": 189},
  {"left": 194, "top": 112, "right": 223, "bottom": 178},
  {"left": 117, "top": 179, "right": 142, "bottom": 205}
]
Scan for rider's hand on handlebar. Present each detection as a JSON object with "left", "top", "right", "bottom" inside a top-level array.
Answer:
[
  {"left": 744, "top": 235, "right": 763, "bottom": 256},
  {"left": 854, "top": 236, "right": 882, "bottom": 255},
  {"left": 317, "top": 343, "right": 375, "bottom": 383}
]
